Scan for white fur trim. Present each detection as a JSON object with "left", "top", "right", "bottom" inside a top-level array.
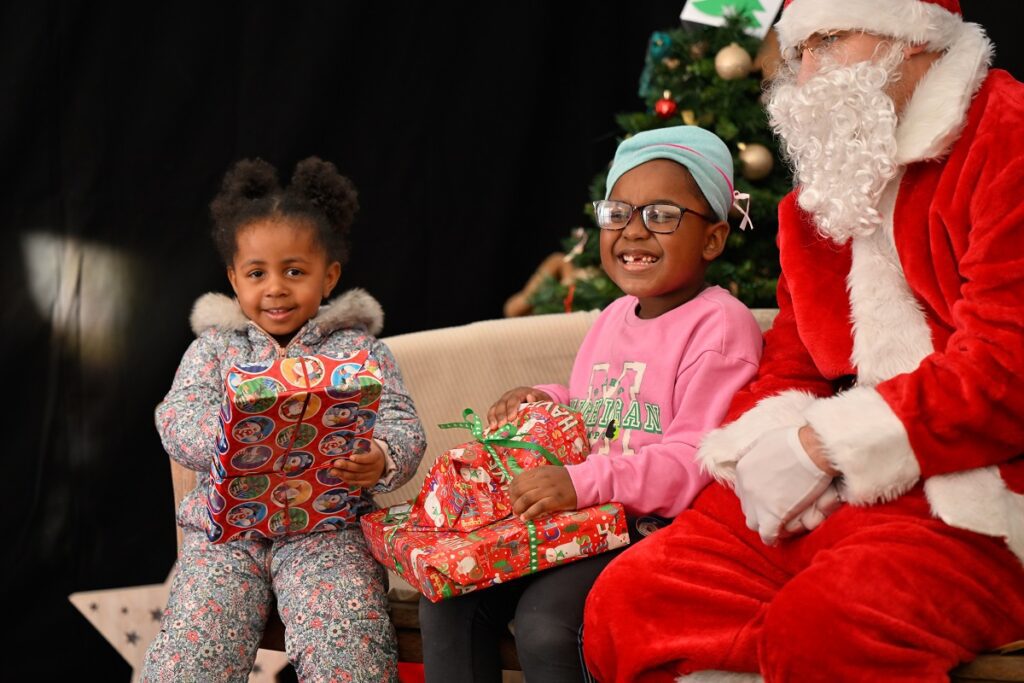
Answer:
[
  {"left": 925, "top": 467, "right": 1024, "bottom": 565},
  {"left": 697, "top": 390, "right": 818, "bottom": 484},
  {"left": 895, "top": 23, "right": 992, "bottom": 164},
  {"left": 188, "top": 288, "right": 384, "bottom": 337},
  {"left": 803, "top": 386, "right": 921, "bottom": 505},
  {"left": 190, "top": 292, "right": 248, "bottom": 335},
  {"left": 847, "top": 175, "right": 934, "bottom": 386},
  {"left": 676, "top": 673, "right": 762, "bottom": 683},
  {"left": 777, "top": 0, "right": 964, "bottom": 53},
  {"left": 315, "top": 288, "right": 384, "bottom": 336}
]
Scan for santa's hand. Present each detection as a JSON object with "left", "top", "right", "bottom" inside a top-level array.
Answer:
[
  {"left": 734, "top": 426, "right": 833, "bottom": 546},
  {"left": 509, "top": 467, "right": 577, "bottom": 521},
  {"left": 781, "top": 484, "right": 843, "bottom": 538}
]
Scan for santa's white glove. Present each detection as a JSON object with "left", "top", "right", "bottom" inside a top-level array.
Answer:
[
  {"left": 781, "top": 483, "right": 843, "bottom": 538},
  {"left": 734, "top": 426, "right": 833, "bottom": 546}
]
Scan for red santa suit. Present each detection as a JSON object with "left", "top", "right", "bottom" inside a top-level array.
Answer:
[{"left": 582, "top": 1, "right": 1024, "bottom": 681}]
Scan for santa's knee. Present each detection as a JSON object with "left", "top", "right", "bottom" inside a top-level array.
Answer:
[
  {"left": 581, "top": 554, "right": 641, "bottom": 673},
  {"left": 584, "top": 551, "right": 635, "bottom": 626},
  {"left": 761, "top": 580, "right": 852, "bottom": 677}
]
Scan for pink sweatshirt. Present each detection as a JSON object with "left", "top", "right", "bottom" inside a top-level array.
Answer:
[{"left": 535, "top": 286, "right": 762, "bottom": 518}]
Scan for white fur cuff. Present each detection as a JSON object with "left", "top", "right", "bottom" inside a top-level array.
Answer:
[
  {"left": 925, "top": 467, "right": 1024, "bottom": 565},
  {"left": 697, "top": 390, "right": 818, "bottom": 484},
  {"left": 803, "top": 386, "right": 921, "bottom": 505}
]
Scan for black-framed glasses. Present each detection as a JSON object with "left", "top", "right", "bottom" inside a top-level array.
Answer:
[{"left": 593, "top": 200, "right": 716, "bottom": 234}]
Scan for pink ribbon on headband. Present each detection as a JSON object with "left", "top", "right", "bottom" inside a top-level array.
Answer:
[{"left": 642, "top": 143, "right": 754, "bottom": 231}]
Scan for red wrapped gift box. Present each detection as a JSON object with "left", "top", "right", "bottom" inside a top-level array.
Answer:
[
  {"left": 407, "top": 402, "right": 589, "bottom": 532},
  {"left": 361, "top": 502, "right": 630, "bottom": 602},
  {"left": 205, "top": 350, "right": 383, "bottom": 544}
]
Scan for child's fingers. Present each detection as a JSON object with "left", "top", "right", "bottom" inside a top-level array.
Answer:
[
  {"left": 329, "top": 463, "right": 372, "bottom": 483},
  {"left": 329, "top": 457, "right": 372, "bottom": 474},
  {"left": 498, "top": 394, "right": 521, "bottom": 426},
  {"left": 348, "top": 451, "right": 381, "bottom": 465},
  {"left": 489, "top": 388, "right": 525, "bottom": 430},
  {"left": 487, "top": 399, "right": 508, "bottom": 431},
  {"left": 510, "top": 483, "right": 549, "bottom": 516},
  {"left": 504, "top": 389, "right": 552, "bottom": 423},
  {"left": 519, "top": 495, "right": 560, "bottom": 521}
]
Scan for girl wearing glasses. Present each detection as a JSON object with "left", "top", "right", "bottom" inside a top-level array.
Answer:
[{"left": 420, "top": 125, "right": 764, "bottom": 683}]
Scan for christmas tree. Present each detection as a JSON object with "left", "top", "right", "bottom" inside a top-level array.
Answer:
[{"left": 527, "top": 11, "right": 789, "bottom": 315}]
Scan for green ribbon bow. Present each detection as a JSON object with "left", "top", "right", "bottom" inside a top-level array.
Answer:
[
  {"left": 438, "top": 407, "right": 567, "bottom": 573},
  {"left": 438, "top": 408, "right": 561, "bottom": 482}
]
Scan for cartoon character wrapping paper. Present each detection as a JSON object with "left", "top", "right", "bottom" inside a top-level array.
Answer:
[
  {"left": 362, "top": 401, "right": 630, "bottom": 601},
  {"left": 407, "top": 401, "right": 590, "bottom": 532},
  {"left": 206, "top": 349, "right": 383, "bottom": 543}
]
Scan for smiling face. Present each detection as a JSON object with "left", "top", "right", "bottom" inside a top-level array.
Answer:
[
  {"left": 600, "top": 159, "right": 728, "bottom": 318},
  {"left": 227, "top": 218, "right": 341, "bottom": 345}
]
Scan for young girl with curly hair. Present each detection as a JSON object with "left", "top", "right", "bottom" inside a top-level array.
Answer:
[{"left": 143, "top": 157, "right": 425, "bottom": 682}]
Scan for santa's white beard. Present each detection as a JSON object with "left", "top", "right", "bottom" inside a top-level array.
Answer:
[{"left": 766, "top": 48, "right": 904, "bottom": 244}]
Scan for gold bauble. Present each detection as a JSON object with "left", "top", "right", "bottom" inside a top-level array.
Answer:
[
  {"left": 662, "top": 56, "right": 681, "bottom": 70},
  {"left": 714, "top": 42, "right": 753, "bottom": 80},
  {"left": 737, "top": 142, "right": 774, "bottom": 181},
  {"left": 681, "top": 110, "right": 698, "bottom": 126}
]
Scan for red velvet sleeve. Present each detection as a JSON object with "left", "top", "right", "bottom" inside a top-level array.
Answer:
[{"left": 725, "top": 270, "right": 836, "bottom": 423}]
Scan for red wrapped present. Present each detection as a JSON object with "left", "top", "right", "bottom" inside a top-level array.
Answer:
[
  {"left": 407, "top": 402, "right": 588, "bottom": 532},
  {"left": 205, "top": 350, "right": 383, "bottom": 544},
  {"left": 361, "top": 502, "right": 630, "bottom": 602}
]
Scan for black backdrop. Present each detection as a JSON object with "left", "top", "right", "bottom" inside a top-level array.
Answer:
[{"left": 4, "top": 2, "right": 1019, "bottom": 678}]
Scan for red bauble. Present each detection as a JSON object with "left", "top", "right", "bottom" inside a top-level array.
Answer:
[{"left": 655, "top": 96, "right": 678, "bottom": 119}]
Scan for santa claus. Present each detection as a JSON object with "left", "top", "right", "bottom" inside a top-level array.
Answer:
[{"left": 582, "top": 1, "right": 1024, "bottom": 681}]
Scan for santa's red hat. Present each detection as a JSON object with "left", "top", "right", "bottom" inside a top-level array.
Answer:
[{"left": 777, "top": 0, "right": 965, "bottom": 55}]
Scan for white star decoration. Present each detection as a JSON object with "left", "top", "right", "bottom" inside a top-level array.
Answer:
[{"left": 68, "top": 568, "right": 289, "bottom": 682}]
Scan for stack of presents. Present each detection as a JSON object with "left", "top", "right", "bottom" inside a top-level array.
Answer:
[{"left": 207, "top": 351, "right": 628, "bottom": 601}]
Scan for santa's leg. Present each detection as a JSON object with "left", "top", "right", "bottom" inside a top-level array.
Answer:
[
  {"left": 760, "top": 489, "right": 1024, "bottom": 682},
  {"left": 583, "top": 484, "right": 788, "bottom": 683}
]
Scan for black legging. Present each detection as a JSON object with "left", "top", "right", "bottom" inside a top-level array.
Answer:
[{"left": 418, "top": 548, "right": 623, "bottom": 683}]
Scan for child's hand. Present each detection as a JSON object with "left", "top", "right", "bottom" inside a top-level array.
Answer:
[
  {"left": 487, "top": 387, "right": 553, "bottom": 430},
  {"left": 329, "top": 441, "right": 386, "bottom": 488},
  {"left": 509, "top": 467, "right": 577, "bottom": 521}
]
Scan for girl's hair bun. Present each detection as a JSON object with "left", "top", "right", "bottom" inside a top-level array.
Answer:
[
  {"left": 210, "top": 156, "right": 359, "bottom": 266},
  {"left": 288, "top": 156, "right": 359, "bottom": 234},
  {"left": 210, "top": 158, "right": 281, "bottom": 226}
]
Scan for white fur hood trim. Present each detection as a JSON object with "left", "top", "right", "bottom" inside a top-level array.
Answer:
[
  {"left": 894, "top": 21, "right": 992, "bottom": 164},
  {"left": 189, "top": 288, "right": 384, "bottom": 337}
]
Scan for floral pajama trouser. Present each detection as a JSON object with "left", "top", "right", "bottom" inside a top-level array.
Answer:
[{"left": 142, "top": 526, "right": 397, "bottom": 683}]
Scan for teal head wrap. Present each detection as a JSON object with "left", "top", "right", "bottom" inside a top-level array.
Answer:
[{"left": 605, "top": 125, "right": 741, "bottom": 224}]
